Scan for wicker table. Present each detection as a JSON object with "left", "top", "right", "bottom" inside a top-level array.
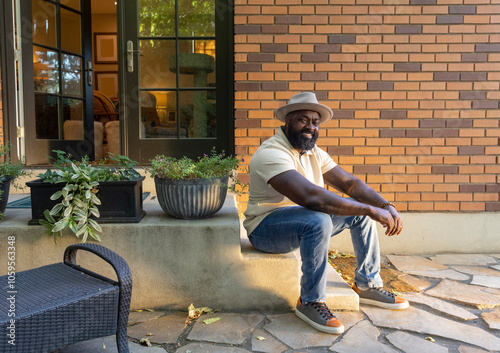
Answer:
[{"left": 1, "top": 243, "right": 132, "bottom": 353}]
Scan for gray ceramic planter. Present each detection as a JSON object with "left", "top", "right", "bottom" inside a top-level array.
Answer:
[
  {"left": 0, "top": 176, "right": 13, "bottom": 214},
  {"left": 154, "top": 175, "right": 228, "bottom": 219}
]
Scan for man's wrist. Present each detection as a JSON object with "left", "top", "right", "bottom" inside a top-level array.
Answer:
[{"left": 380, "top": 202, "right": 395, "bottom": 209}]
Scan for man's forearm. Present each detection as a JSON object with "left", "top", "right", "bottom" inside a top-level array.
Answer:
[
  {"left": 342, "top": 178, "right": 389, "bottom": 209},
  {"left": 305, "top": 188, "right": 377, "bottom": 217}
]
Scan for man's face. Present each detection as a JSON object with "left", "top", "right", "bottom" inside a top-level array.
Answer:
[{"left": 284, "top": 110, "right": 321, "bottom": 151}]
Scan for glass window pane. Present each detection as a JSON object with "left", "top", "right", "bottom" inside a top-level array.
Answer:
[
  {"left": 32, "top": 0, "right": 57, "bottom": 48},
  {"left": 140, "top": 39, "right": 176, "bottom": 88},
  {"left": 178, "top": 0, "right": 215, "bottom": 37},
  {"left": 61, "top": 8, "right": 82, "bottom": 54},
  {"left": 33, "top": 46, "right": 60, "bottom": 94},
  {"left": 35, "top": 93, "right": 60, "bottom": 139},
  {"left": 62, "top": 99, "right": 84, "bottom": 140},
  {"left": 60, "top": 0, "right": 80, "bottom": 11},
  {"left": 63, "top": 98, "right": 83, "bottom": 124},
  {"left": 62, "top": 54, "right": 82, "bottom": 97},
  {"left": 139, "top": 0, "right": 175, "bottom": 37},
  {"left": 179, "top": 90, "right": 216, "bottom": 138},
  {"left": 140, "top": 91, "right": 186, "bottom": 139},
  {"left": 177, "top": 40, "right": 215, "bottom": 88}
]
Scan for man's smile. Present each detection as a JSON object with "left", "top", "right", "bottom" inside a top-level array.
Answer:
[{"left": 301, "top": 130, "right": 316, "bottom": 139}]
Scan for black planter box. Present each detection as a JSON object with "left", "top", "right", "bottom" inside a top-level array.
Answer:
[{"left": 26, "top": 176, "right": 146, "bottom": 225}]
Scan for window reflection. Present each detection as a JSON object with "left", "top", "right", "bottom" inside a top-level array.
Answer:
[
  {"left": 32, "top": 0, "right": 57, "bottom": 48},
  {"left": 178, "top": 0, "right": 215, "bottom": 37},
  {"left": 62, "top": 54, "right": 82, "bottom": 97},
  {"left": 139, "top": 0, "right": 176, "bottom": 37},
  {"left": 33, "top": 46, "right": 59, "bottom": 94}
]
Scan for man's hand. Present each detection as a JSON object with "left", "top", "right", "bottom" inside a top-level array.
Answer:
[
  {"left": 368, "top": 206, "right": 402, "bottom": 236},
  {"left": 383, "top": 206, "right": 403, "bottom": 236}
]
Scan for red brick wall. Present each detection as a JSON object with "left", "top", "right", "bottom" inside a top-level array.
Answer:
[{"left": 234, "top": 0, "right": 500, "bottom": 213}]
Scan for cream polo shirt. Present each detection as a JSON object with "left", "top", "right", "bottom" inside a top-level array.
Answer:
[{"left": 243, "top": 127, "right": 338, "bottom": 235}]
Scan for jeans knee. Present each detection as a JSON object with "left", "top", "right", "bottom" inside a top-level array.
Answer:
[{"left": 303, "top": 212, "right": 333, "bottom": 242}]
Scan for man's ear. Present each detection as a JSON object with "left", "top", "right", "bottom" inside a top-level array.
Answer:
[{"left": 284, "top": 113, "right": 291, "bottom": 126}]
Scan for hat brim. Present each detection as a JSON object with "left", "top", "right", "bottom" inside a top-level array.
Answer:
[{"left": 275, "top": 102, "right": 333, "bottom": 124}]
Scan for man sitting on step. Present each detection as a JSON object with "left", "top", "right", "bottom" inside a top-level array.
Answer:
[{"left": 243, "top": 92, "right": 409, "bottom": 335}]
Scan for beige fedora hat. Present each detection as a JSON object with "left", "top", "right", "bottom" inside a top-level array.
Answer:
[{"left": 275, "top": 92, "right": 333, "bottom": 124}]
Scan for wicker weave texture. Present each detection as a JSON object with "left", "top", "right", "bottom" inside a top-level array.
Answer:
[{"left": 1, "top": 244, "right": 132, "bottom": 353}]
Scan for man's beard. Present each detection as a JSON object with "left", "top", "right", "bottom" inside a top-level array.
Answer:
[{"left": 286, "top": 126, "right": 318, "bottom": 151}]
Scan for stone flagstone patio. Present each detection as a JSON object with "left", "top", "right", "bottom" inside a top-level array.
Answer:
[{"left": 52, "top": 253, "right": 500, "bottom": 353}]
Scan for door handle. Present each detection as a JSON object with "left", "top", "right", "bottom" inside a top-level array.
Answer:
[
  {"left": 87, "top": 61, "right": 94, "bottom": 86},
  {"left": 127, "top": 40, "right": 142, "bottom": 73}
]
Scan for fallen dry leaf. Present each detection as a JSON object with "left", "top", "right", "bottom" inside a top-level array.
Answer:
[
  {"left": 203, "top": 317, "right": 221, "bottom": 325},
  {"left": 139, "top": 338, "right": 152, "bottom": 347}
]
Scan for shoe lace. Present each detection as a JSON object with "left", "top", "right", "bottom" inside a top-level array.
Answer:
[
  {"left": 311, "top": 302, "right": 335, "bottom": 320},
  {"left": 375, "top": 287, "right": 395, "bottom": 299}
]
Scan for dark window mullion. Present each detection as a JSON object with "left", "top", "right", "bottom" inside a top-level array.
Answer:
[
  {"left": 175, "top": 0, "right": 181, "bottom": 139},
  {"left": 43, "top": 0, "right": 81, "bottom": 13},
  {"left": 55, "top": 1, "right": 64, "bottom": 139}
]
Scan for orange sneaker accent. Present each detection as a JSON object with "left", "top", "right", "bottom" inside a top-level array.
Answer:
[
  {"left": 395, "top": 296, "right": 406, "bottom": 304},
  {"left": 295, "top": 297, "right": 345, "bottom": 334},
  {"left": 327, "top": 316, "right": 343, "bottom": 328}
]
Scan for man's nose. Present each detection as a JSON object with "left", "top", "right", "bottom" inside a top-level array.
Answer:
[{"left": 304, "top": 120, "right": 317, "bottom": 129}]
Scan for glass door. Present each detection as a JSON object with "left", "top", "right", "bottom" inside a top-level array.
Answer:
[
  {"left": 22, "top": 0, "right": 94, "bottom": 164},
  {"left": 121, "top": 0, "right": 234, "bottom": 164}
]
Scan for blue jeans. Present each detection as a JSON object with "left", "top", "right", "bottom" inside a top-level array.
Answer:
[{"left": 248, "top": 206, "right": 383, "bottom": 303}]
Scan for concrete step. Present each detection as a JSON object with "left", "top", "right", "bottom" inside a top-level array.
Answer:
[{"left": 240, "top": 222, "right": 359, "bottom": 311}]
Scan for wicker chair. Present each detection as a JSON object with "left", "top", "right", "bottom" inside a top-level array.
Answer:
[{"left": 0, "top": 243, "right": 132, "bottom": 353}]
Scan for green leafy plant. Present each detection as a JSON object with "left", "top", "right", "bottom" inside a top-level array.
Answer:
[
  {"left": 39, "top": 150, "right": 141, "bottom": 242},
  {"left": 149, "top": 147, "right": 246, "bottom": 193},
  {"left": 0, "top": 142, "right": 31, "bottom": 219}
]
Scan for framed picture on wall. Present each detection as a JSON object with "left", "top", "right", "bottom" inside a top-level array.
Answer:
[
  {"left": 94, "top": 33, "right": 118, "bottom": 64},
  {"left": 167, "top": 111, "right": 177, "bottom": 123},
  {"left": 95, "top": 71, "right": 118, "bottom": 98}
]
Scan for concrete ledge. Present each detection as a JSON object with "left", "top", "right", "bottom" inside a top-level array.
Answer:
[
  {"left": 326, "top": 265, "right": 359, "bottom": 311},
  {"left": 1, "top": 195, "right": 249, "bottom": 311},
  {"left": 2, "top": 194, "right": 357, "bottom": 312},
  {"left": 329, "top": 213, "right": 500, "bottom": 255}
]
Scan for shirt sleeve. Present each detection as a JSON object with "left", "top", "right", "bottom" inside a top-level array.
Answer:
[
  {"left": 252, "top": 147, "right": 296, "bottom": 184},
  {"left": 317, "top": 146, "right": 337, "bottom": 174}
]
